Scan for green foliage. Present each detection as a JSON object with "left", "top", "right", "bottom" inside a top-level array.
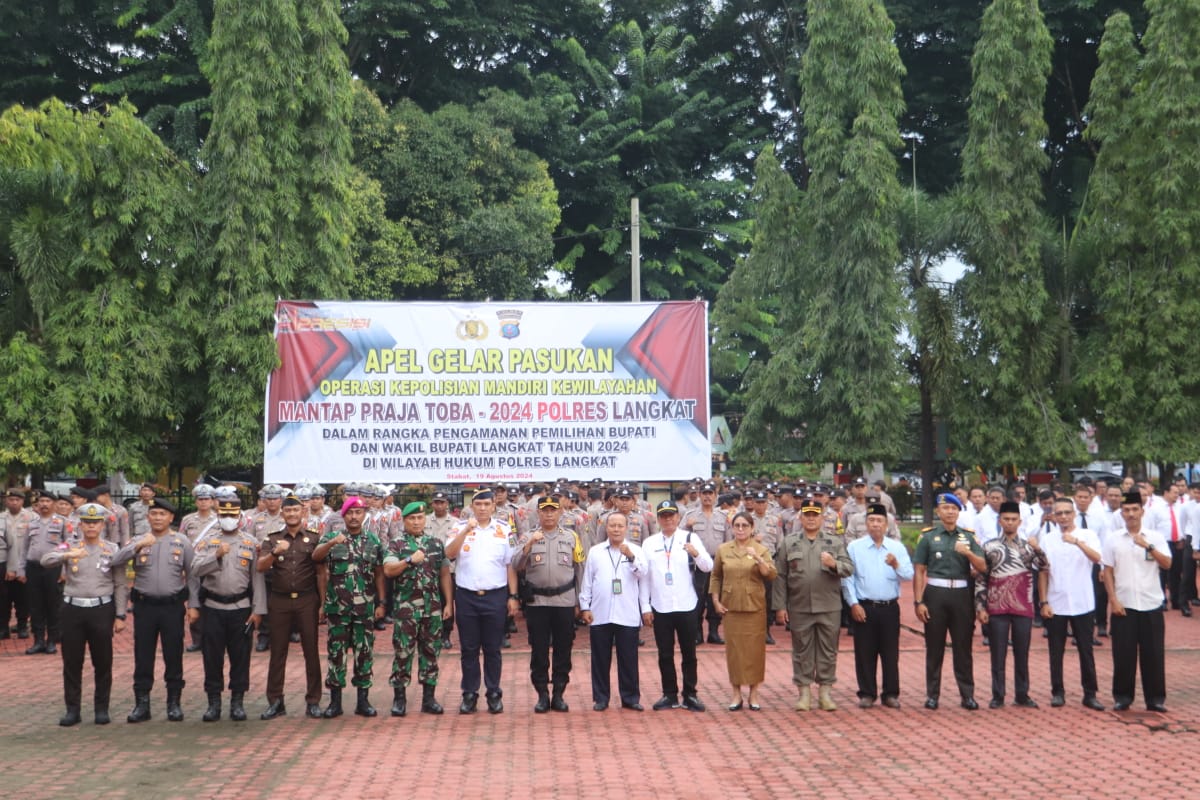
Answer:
[
  {"left": 0, "top": 100, "right": 198, "bottom": 475},
  {"left": 735, "top": 0, "right": 908, "bottom": 463},
  {"left": 197, "top": 0, "right": 355, "bottom": 464},
  {"left": 1078, "top": 2, "right": 1200, "bottom": 462},
  {"left": 957, "top": 0, "right": 1081, "bottom": 465},
  {"left": 351, "top": 87, "right": 560, "bottom": 300}
]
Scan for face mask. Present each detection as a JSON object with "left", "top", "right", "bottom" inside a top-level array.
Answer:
[{"left": 218, "top": 517, "right": 239, "bottom": 532}]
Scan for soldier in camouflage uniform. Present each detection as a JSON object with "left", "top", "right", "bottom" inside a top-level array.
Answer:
[
  {"left": 383, "top": 501, "right": 453, "bottom": 716},
  {"left": 312, "top": 495, "right": 385, "bottom": 718}
]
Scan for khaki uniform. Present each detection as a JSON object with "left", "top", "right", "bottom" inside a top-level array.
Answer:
[{"left": 773, "top": 531, "right": 853, "bottom": 686}]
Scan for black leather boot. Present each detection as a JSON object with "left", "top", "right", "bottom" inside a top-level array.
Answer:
[
  {"left": 459, "top": 692, "right": 478, "bottom": 714},
  {"left": 25, "top": 634, "right": 46, "bottom": 655},
  {"left": 391, "top": 686, "right": 407, "bottom": 717},
  {"left": 534, "top": 687, "right": 551, "bottom": 713},
  {"left": 59, "top": 706, "right": 81, "bottom": 727},
  {"left": 166, "top": 690, "right": 184, "bottom": 721},
  {"left": 94, "top": 705, "right": 111, "bottom": 725},
  {"left": 203, "top": 693, "right": 221, "bottom": 722},
  {"left": 229, "top": 692, "right": 247, "bottom": 721},
  {"left": 355, "top": 687, "right": 377, "bottom": 717},
  {"left": 323, "top": 686, "right": 344, "bottom": 718},
  {"left": 127, "top": 692, "right": 151, "bottom": 723},
  {"left": 420, "top": 684, "right": 442, "bottom": 715},
  {"left": 550, "top": 684, "right": 569, "bottom": 712}
]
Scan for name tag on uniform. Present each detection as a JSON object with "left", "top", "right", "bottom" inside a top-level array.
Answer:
[
  {"left": 612, "top": 579, "right": 622, "bottom": 595},
  {"left": 665, "top": 572, "right": 673, "bottom": 586}
]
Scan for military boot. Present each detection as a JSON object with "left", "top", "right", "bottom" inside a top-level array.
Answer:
[
  {"left": 550, "top": 684, "right": 569, "bottom": 712},
  {"left": 203, "top": 693, "right": 222, "bottom": 722},
  {"left": 229, "top": 692, "right": 247, "bottom": 722},
  {"left": 355, "top": 687, "right": 377, "bottom": 717},
  {"left": 420, "top": 684, "right": 442, "bottom": 715},
  {"left": 794, "top": 686, "right": 811, "bottom": 712},
  {"left": 391, "top": 686, "right": 407, "bottom": 717},
  {"left": 59, "top": 706, "right": 82, "bottom": 727},
  {"left": 818, "top": 685, "right": 837, "bottom": 711},
  {"left": 25, "top": 634, "right": 46, "bottom": 654},
  {"left": 323, "top": 686, "right": 344, "bottom": 718},
  {"left": 166, "top": 690, "right": 184, "bottom": 721},
  {"left": 94, "top": 705, "right": 111, "bottom": 725},
  {"left": 534, "top": 687, "right": 551, "bottom": 714},
  {"left": 127, "top": 692, "right": 151, "bottom": 723}
]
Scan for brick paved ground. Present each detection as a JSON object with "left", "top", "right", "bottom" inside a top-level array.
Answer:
[{"left": 2, "top": 584, "right": 1196, "bottom": 800}]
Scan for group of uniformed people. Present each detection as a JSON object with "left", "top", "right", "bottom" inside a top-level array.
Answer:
[{"left": 2, "top": 473, "right": 1186, "bottom": 724}]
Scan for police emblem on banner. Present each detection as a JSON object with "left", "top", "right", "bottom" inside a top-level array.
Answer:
[
  {"left": 456, "top": 316, "right": 488, "bottom": 341},
  {"left": 496, "top": 308, "right": 523, "bottom": 339}
]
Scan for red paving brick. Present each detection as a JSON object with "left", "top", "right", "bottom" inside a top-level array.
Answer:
[{"left": 2, "top": 582, "right": 1197, "bottom": 799}]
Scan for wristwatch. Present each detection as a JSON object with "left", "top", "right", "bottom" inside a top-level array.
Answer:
[{"left": 508, "top": 593, "right": 520, "bottom": 601}]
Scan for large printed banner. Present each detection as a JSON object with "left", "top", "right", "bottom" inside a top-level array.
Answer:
[{"left": 264, "top": 300, "right": 711, "bottom": 483}]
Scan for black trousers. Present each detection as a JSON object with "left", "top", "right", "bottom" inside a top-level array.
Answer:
[
  {"left": 26, "top": 562, "right": 63, "bottom": 640},
  {"left": 652, "top": 608, "right": 699, "bottom": 698},
  {"left": 2, "top": 575, "right": 30, "bottom": 630},
  {"left": 132, "top": 598, "right": 186, "bottom": 694},
  {"left": 589, "top": 623, "right": 640, "bottom": 705},
  {"left": 1164, "top": 540, "right": 1191, "bottom": 608},
  {"left": 852, "top": 600, "right": 901, "bottom": 701},
  {"left": 1092, "top": 564, "right": 1109, "bottom": 632},
  {"left": 525, "top": 605, "right": 575, "bottom": 689},
  {"left": 692, "top": 568, "right": 719, "bottom": 632},
  {"left": 60, "top": 601, "right": 115, "bottom": 710},
  {"left": 1046, "top": 612, "right": 1098, "bottom": 699},
  {"left": 202, "top": 605, "right": 253, "bottom": 694},
  {"left": 455, "top": 588, "right": 507, "bottom": 695},
  {"left": 923, "top": 585, "right": 974, "bottom": 700},
  {"left": 1110, "top": 608, "right": 1165, "bottom": 708},
  {"left": 1183, "top": 540, "right": 1198, "bottom": 604},
  {"left": 987, "top": 614, "right": 1032, "bottom": 701}
]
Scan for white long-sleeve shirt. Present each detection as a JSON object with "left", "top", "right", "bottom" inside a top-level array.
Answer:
[
  {"left": 579, "top": 540, "right": 648, "bottom": 626},
  {"left": 642, "top": 530, "right": 713, "bottom": 614}
]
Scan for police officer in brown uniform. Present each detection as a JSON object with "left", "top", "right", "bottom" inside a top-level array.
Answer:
[
  {"left": 23, "top": 491, "right": 71, "bottom": 655},
  {"left": 42, "top": 502, "right": 128, "bottom": 725},
  {"left": 180, "top": 484, "right": 220, "bottom": 652},
  {"left": 682, "top": 482, "right": 729, "bottom": 644},
  {"left": 112, "top": 497, "right": 193, "bottom": 722},
  {"left": 514, "top": 496, "right": 584, "bottom": 713},
  {"left": 257, "top": 494, "right": 323, "bottom": 719},
  {"left": 189, "top": 495, "right": 266, "bottom": 722},
  {"left": 3, "top": 488, "right": 36, "bottom": 640}
]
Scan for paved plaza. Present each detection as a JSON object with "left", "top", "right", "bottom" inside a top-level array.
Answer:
[{"left": 3, "top": 584, "right": 1196, "bottom": 799}]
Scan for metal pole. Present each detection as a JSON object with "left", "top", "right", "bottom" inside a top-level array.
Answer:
[{"left": 630, "top": 197, "right": 640, "bottom": 302}]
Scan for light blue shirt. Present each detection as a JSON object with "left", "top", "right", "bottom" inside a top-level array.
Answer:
[{"left": 842, "top": 535, "right": 913, "bottom": 605}]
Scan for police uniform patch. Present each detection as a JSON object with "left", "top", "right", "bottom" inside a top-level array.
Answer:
[{"left": 533, "top": 553, "right": 543, "bottom": 563}]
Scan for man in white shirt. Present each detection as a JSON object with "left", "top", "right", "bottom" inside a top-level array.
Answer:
[
  {"left": 1101, "top": 491, "right": 1171, "bottom": 712},
  {"left": 1181, "top": 483, "right": 1200, "bottom": 611},
  {"left": 444, "top": 489, "right": 520, "bottom": 714},
  {"left": 1070, "top": 483, "right": 1109, "bottom": 642},
  {"left": 1039, "top": 497, "right": 1105, "bottom": 711},
  {"left": 642, "top": 500, "right": 712, "bottom": 712},
  {"left": 579, "top": 512, "right": 648, "bottom": 711},
  {"left": 975, "top": 486, "right": 1005, "bottom": 544},
  {"left": 958, "top": 487, "right": 986, "bottom": 533},
  {"left": 1022, "top": 490, "right": 1058, "bottom": 541},
  {"left": 1146, "top": 484, "right": 1190, "bottom": 616}
]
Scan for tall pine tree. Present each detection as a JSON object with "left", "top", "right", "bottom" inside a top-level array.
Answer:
[
  {"left": 197, "top": 0, "right": 354, "bottom": 465},
  {"left": 957, "top": 0, "right": 1080, "bottom": 466},
  {"left": 735, "top": 0, "right": 907, "bottom": 463},
  {"left": 1078, "top": 3, "right": 1200, "bottom": 463}
]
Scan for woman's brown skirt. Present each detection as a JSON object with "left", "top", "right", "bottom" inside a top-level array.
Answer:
[{"left": 724, "top": 610, "right": 767, "bottom": 685}]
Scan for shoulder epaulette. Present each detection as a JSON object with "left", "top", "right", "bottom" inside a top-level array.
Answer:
[
  {"left": 959, "top": 527, "right": 975, "bottom": 534},
  {"left": 921, "top": 526, "right": 934, "bottom": 533}
]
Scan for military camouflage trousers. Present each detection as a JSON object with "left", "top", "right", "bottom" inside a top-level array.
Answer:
[
  {"left": 325, "top": 612, "right": 375, "bottom": 689},
  {"left": 390, "top": 603, "right": 443, "bottom": 688}
]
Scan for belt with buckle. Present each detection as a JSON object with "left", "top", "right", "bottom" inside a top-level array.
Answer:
[
  {"left": 926, "top": 578, "right": 969, "bottom": 589},
  {"left": 465, "top": 587, "right": 505, "bottom": 596},
  {"left": 64, "top": 595, "right": 113, "bottom": 608},
  {"left": 272, "top": 590, "right": 314, "bottom": 599},
  {"left": 860, "top": 598, "right": 898, "bottom": 606}
]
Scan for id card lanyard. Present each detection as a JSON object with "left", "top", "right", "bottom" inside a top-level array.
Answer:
[
  {"left": 608, "top": 546, "right": 624, "bottom": 595},
  {"left": 663, "top": 534, "right": 674, "bottom": 586}
]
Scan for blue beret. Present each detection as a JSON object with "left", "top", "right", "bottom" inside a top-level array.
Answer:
[{"left": 936, "top": 492, "right": 964, "bottom": 509}]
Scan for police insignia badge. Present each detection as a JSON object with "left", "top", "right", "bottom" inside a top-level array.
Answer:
[{"left": 496, "top": 308, "right": 523, "bottom": 339}]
